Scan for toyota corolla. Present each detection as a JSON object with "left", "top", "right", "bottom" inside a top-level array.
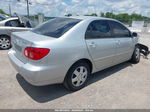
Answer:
[{"left": 8, "top": 16, "right": 148, "bottom": 91}]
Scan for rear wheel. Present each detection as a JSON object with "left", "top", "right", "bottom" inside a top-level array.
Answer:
[
  {"left": 0, "top": 36, "right": 11, "bottom": 50},
  {"left": 63, "top": 62, "right": 90, "bottom": 91},
  {"left": 130, "top": 46, "right": 140, "bottom": 64}
]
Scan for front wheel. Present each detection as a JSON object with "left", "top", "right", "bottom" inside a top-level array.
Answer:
[
  {"left": 130, "top": 46, "right": 140, "bottom": 64},
  {"left": 0, "top": 36, "right": 11, "bottom": 50},
  {"left": 63, "top": 62, "right": 90, "bottom": 91}
]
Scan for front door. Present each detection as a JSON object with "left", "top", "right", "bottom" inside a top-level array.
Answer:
[{"left": 108, "top": 20, "right": 134, "bottom": 65}]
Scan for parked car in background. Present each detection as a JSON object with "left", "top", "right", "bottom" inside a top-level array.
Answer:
[
  {"left": 8, "top": 16, "right": 149, "bottom": 91},
  {"left": 0, "top": 15, "right": 37, "bottom": 50}
]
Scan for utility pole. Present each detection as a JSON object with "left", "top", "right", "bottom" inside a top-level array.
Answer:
[
  {"left": 9, "top": 3, "right": 12, "bottom": 16},
  {"left": 26, "top": 0, "right": 30, "bottom": 18},
  {"left": 17, "top": 0, "right": 30, "bottom": 18}
]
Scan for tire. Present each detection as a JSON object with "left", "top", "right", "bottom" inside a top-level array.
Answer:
[
  {"left": 0, "top": 36, "right": 11, "bottom": 50},
  {"left": 63, "top": 61, "right": 90, "bottom": 91},
  {"left": 130, "top": 46, "right": 140, "bottom": 64}
]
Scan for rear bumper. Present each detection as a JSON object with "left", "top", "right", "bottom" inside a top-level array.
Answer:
[{"left": 8, "top": 50, "right": 66, "bottom": 86}]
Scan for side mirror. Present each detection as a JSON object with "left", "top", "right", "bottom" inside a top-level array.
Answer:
[{"left": 132, "top": 32, "right": 138, "bottom": 37}]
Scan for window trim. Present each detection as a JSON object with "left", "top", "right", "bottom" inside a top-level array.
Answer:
[{"left": 85, "top": 20, "right": 113, "bottom": 40}]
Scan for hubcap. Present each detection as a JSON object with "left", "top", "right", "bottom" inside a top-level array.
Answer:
[
  {"left": 0, "top": 37, "right": 10, "bottom": 49},
  {"left": 135, "top": 48, "right": 140, "bottom": 60},
  {"left": 71, "top": 66, "right": 88, "bottom": 87}
]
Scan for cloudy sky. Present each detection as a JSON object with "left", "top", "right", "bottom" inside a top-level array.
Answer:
[{"left": 1, "top": 0, "right": 150, "bottom": 17}]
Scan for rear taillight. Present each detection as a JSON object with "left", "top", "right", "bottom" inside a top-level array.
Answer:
[{"left": 24, "top": 47, "right": 50, "bottom": 60}]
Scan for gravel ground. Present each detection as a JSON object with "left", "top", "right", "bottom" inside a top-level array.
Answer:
[{"left": 0, "top": 33, "right": 150, "bottom": 109}]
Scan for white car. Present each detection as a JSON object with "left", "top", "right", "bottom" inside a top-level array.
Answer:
[{"left": 0, "top": 16, "right": 36, "bottom": 50}]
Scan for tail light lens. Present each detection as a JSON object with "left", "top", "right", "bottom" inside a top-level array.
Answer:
[{"left": 24, "top": 47, "right": 50, "bottom": 60}]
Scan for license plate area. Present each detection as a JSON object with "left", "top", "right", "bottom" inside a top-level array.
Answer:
[{"left": 12, "top": 37, "right": 31, "bottom": 64}]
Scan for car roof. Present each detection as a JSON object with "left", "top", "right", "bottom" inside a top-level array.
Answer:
[
  {"left": 64, "top": 16, "right": 116, "bottom": 21},
  {"left": 6, "top": 17, "right": 18, "bottom": 21}
]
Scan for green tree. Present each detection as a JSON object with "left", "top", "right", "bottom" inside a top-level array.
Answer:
[
  {"left": 99, "top": 12, "right": 150, "bottom": 24},
  {"left": 105, "top": 12, "right": 114, "bottom": 18},
  {"left": 85, "top": 13, "right": 98, "bottom": 17},
  {"left": 0, "top": 9, "right": 9, "bottom": 16}
]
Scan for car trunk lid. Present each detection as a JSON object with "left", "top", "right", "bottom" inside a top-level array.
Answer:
[{"left": 11, "top": 31, "right": 55, "bottom": 63}]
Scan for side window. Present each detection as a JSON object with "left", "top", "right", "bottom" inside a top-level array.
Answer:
[
  {"left": 5, "top": 20, "right": 22, "bottom": 27},
  {"left": 5, "top": 21, "right": 11, "bottom": 26},
  {"left": 109, "top": 21, "right": 131, "bottom": 37},
  {"left": 85, "top": 20, "right": 111, "bottom": 39}
]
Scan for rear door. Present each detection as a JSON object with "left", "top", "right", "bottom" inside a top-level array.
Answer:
[
  {"left": 85, "top": 20, "right": 116, "bottom": 70},
  {"left": 108, "top": 20, "right": 134, "bottom": 65}
]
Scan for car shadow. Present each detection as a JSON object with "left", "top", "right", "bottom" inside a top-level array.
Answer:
[{"left": 16, "top": 62, "right": 133, "bottom": 103}]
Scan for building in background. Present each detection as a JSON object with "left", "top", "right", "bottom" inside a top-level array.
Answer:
[{"left": 128, "top": 21, "right": 150, "bottom": 33}]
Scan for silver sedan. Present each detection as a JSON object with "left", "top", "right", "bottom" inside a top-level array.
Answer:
[{"left": 8, "top": 16, "right": 142, "bottom": 91}]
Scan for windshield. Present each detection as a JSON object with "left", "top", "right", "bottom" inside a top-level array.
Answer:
[{"left": 32, "top": 17, "right": 81, "bottom": 38}]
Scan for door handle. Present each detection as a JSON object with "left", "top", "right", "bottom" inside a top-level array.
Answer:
[{"left": 89, "top": 42, "right": 96, "bottom": 48}]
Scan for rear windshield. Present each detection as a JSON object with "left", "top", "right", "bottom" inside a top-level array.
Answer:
[{"left": 32, "top": 18, "right": 81, "bottom": 38}]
